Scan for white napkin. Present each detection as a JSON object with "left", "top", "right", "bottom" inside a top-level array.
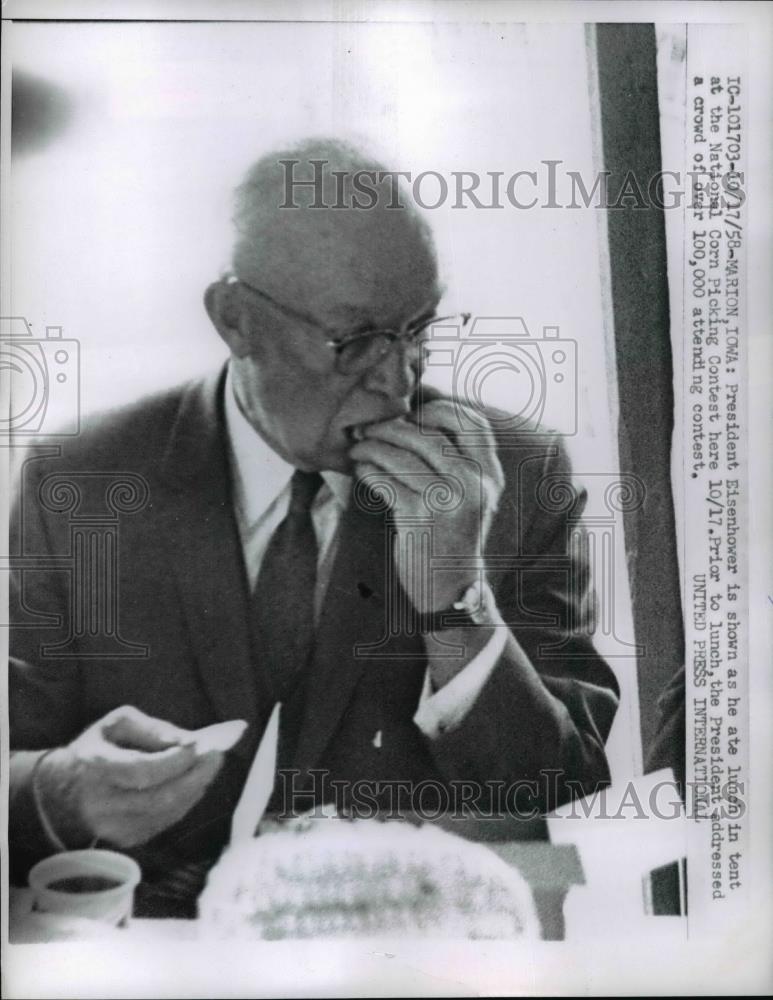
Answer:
[{"left": 229, "top": 702, "right": 281, "bottom": 842}]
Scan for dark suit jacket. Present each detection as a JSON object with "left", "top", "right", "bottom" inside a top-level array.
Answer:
[{"left": 9, "top": 369, "right": 619, "bottom": 888}]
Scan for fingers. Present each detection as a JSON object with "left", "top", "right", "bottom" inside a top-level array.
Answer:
[
  {"left": 350, "top": 437, "right": 434, "bottom": 489},
  {"left": 115, "top": 751, "right": 224, "bottom": 815},
  {"left": 415, "top": 399, "right": 499, "bottom": 461},
  {"left": 353, "top": 421, "right": 451, "bottom": 478},
  {"left": 102, "top": 705, "right": 194, "bottom": 751},
  {"left": 88, "top": 751, "right": 225, "bottom": 848},
  {"left": 352, "top": 407, "right": 503, "bottom": 499},
  {"left": 80, "top": 707, "right": 240, "bottom": 791},
  {"left": 415, "top": 400, "right": 504, "bottom": 493},
  {"left": 417, "top": 396, "right": 489, "bottom": 432},
  {"left": 62, "top": 708, "right": 240, "bottom": 848},
  {"left": 365, "top": 401, "right": 498, "bottom": 465},
  {"left": 97, "top": 742, "right": 199, "bottom": 791},
  {"left": 352, "top": 460, "right": 419, "bottom": 514}
]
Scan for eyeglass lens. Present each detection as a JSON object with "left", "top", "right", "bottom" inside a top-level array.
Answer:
[{"left": 336, "top": 330, "right": 428, "bottom": 375}]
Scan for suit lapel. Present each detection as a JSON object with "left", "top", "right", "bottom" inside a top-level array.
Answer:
[
  {"left": 155, "top": 372, "right": 430, "bottom": 778},
  {"left": 156, "top": 370, "right": 264, "bottom": 753},
  {"left": 293, "top": 493, "right": 396, "bottom": 777}
]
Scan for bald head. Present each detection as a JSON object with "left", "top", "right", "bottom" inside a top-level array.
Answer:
[{"left": 231, "top": 138, "right": 439, "bottom": 329}]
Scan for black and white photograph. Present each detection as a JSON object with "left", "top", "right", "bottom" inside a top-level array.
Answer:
[{"left": 2, "top": 1, "right": 771, "bottom": 996}]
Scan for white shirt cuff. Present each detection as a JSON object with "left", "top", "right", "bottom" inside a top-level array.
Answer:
[{"left": 413, "top": 625, "right": 508, "bottom": 739}]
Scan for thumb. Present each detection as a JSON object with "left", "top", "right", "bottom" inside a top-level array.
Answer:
[{"left": 101, "top": 706, "right": 194, "bottom": 752}]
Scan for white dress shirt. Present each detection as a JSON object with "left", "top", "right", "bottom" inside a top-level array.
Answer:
[{"left": 223, "top": 369, "right": 506, "bottom": 740}]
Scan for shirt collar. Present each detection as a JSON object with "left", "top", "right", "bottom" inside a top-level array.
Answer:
[{"left": 223, "top": 365, "right": 350, "bottom": 525}]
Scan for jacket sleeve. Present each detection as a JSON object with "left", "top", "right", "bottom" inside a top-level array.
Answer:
[
  {"left": 8, "top": 452, "right": 85, "bottom": 880},
  {"left": 424, "top": 433, "right": 620, "bottom": 811}
]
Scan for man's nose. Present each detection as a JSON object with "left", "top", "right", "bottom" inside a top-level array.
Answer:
[{"left": 361, "top": 341, "right": 417, "bottom": 403}]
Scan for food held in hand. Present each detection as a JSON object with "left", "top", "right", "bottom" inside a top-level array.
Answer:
[
  {"left": 198, "top": 816, "right": 539, "bottom": 939},
  {"left": 188, "top": 719, "right": 248, "bottom": 754}
]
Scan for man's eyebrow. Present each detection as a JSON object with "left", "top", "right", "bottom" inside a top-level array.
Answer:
[
  {"left": 332, "top": 303, "right": 373, "bottom": 322},
  {"left": 334, "top": 301, "right": 441, "bottom": 336},
  {"left": 329, "top": 305, "right": 377, "bottom": 335}
]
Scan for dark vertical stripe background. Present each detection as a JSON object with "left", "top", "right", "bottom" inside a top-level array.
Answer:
[
  {"left": 594, "top": 24, "right": 686, "bottom": 915},
  {"left": 594, "top": 23, "right": 685, "bottom": 758}
]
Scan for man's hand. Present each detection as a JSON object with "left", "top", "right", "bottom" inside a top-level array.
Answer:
[
  {"left": 36, "top": 707, "right": 244, "bottom": 849},
  {"left": 349, "top": 399, "right": 505, "bottom": 613}
]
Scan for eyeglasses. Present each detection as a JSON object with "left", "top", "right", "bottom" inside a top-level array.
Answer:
[{"left": 228, "top": 274, "right": 469, "bottom": 376}]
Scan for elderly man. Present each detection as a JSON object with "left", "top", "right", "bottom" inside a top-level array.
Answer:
[{"left": 9, "top": 139, "right": 619, "bottom": 914}]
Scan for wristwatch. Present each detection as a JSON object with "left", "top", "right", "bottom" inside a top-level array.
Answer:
[{"left": 416, "top": 579, "right": 495, "bottom": 633}]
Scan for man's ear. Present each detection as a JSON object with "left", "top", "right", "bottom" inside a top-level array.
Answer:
[{"left": 204, "top": 280, "right": 252, "bottom": 358}]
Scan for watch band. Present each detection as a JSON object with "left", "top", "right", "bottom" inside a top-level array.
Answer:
[{"left": 416, "top": 579, "right": 493, "bottom": 633}]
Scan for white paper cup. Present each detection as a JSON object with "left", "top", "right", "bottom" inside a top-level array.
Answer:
[{"left": 29, "top": 850, "right": 141, "bottom": 927}]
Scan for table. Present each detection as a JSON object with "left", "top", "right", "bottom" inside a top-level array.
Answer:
[{"left": 9, "top": 842, "right": 584, "bottom": 943}]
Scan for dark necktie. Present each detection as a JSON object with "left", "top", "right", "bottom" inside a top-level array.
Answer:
[{"left": 252, "top": 469, "right": 324, "bottom": 703}]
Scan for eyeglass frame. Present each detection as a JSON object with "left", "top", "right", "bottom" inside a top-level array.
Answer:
[{"left": 225, "top": 273, "right": 470, "bottom": 373}]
